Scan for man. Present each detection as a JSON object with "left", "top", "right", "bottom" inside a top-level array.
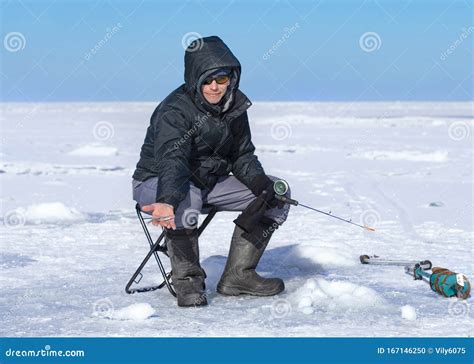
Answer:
[{"left": 132, "top": 36, "right": 291, "bottom": 307}]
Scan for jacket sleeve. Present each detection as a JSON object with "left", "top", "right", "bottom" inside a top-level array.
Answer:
[
  {"left": 153, "top": 110, "right": 192, "bottom": 209},
  {"left": 229, "top": 112, "right": 266, "bottom": 190}
]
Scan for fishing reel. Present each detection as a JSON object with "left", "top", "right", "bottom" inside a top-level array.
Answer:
[{"left": 273, "top": 179, "right": 299, "bottom": 206}]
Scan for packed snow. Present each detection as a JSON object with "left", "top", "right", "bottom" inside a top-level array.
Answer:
[
  {"left": 0, "top": 101, "right": 472, "bottom": 337},
  {"left": 13, "top": 202, "right": 86, "bottom": 225},
  {"left": 68, "top": 144, "right": 119, "bottom": 157},
  {"left": 292, "top": 278, "right": 389, "bottom": 315},
  {"left": 400, "top": 305, "right": 417, "bottom": 321},
  {"left": 92, "top": 302, "right": 156, "bottom": 321}
]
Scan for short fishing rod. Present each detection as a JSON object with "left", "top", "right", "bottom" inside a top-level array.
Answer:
[{"left": 272, "top": 179, "right": 375, "bottom": 232}]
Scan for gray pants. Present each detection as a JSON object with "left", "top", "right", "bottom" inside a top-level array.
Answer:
[{"left": 132, "top": 175, "right": 291, "bottom": 229}]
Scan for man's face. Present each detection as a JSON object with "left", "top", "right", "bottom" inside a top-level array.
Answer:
[{"left": 201, "top": 75, "right": 230, "bottom": 104}]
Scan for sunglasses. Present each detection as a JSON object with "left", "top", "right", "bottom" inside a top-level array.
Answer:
[{"left": 203, "top": 74, "right": 230, "bottom": 85}]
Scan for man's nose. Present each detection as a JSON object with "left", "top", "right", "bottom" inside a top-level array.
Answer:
[{"left": 210, "top": 80, "right": 218, "bottom": 90}]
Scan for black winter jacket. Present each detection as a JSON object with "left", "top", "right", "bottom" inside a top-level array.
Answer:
[{"left": 132, "top": 36, "right": 266, "bottom": 209}]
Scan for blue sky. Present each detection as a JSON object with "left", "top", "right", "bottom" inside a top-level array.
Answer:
[{"left": 0, "top": 0, "right": 472, "bottom": 101}]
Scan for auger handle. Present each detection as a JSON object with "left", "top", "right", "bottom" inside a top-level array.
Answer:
[{"left": 420, "top": 260, "right": 432, "bottom": 270}]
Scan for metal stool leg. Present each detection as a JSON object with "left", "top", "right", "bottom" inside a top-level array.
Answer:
[{"left": 125, "top": 204, "right": 217, "bottom": 296}]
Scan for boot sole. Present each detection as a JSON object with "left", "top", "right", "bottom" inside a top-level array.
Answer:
[
  {"left": 176, "top": 293, "right": 208, "bottom": 307},
  {"left": 178, "top": 301, "right": 208, "bottom": 307},
  {"left": 177, "top": 298, "right": 208, "bottom": 307},
  {"left": 217, "top": 284, "right": 284, "bottom": 296}
]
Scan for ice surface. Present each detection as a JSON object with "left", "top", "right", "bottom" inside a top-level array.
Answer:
[
  {"left": 1, "top": 101, "right": 472, "bottom": 337},
  {"left": 349, "top": 150, "right": 449, "bottom": 163},
  {"left": 286, "top": 245, "right": 356, "bottom": 269}
]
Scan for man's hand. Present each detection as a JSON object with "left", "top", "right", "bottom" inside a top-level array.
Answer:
[
  {"left": 141, "top": 203, "right": 176, "bottom": 230},
  {"left": 250, "top": 175, "right": 284, "bottom": 209}
]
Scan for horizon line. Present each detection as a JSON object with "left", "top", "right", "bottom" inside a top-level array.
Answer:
[{"left": 1, "top": 99, "right": 473, "bottom": 104}]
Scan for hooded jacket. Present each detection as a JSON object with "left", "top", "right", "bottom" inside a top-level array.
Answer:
[{"left": 132, "top": 36, "right": 266, "bottom": 209}]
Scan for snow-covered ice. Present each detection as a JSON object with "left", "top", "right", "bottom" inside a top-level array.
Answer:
[
  {"left": 286, "top": 245, "right": 356, "bottom": 269},
  {"left": 0, "top": 101, "right": 472, "bottom": 337},
  {"left": 348, "top": 149, "right": 449, "bottom": 163}
]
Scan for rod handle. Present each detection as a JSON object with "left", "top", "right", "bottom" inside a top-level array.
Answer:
[{"left": 275, "top": 194, "right": 299, "bottom": 206}]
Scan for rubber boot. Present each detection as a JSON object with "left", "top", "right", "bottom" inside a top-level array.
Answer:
[
  {"left": 217, "top": 221, "right": 284, "bottom": 296},
  {"left": 166, "top": 228, "right": 207, "bottom": 307}
]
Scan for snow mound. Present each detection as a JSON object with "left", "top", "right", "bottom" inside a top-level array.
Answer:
[
  {"left": 20, "top": 202, "right": 86, "bottom": 224},
  {"left": 110, "top": 303, "right": 155, "bottom": 321},
  {"left": 401, "top": 305, "right": 417, "bottom": 321},
  {"left": 68, "top": 144, "right": 118, "bottom": 156},
  {"left": 350, "top": 150, "right": 448, "bottom": 162},
  {"left": 292, "top": 278, "right": 386, "bottom": 314},
  {"left": 286, "top": 245, "right": 357, "bottom": 269}
]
